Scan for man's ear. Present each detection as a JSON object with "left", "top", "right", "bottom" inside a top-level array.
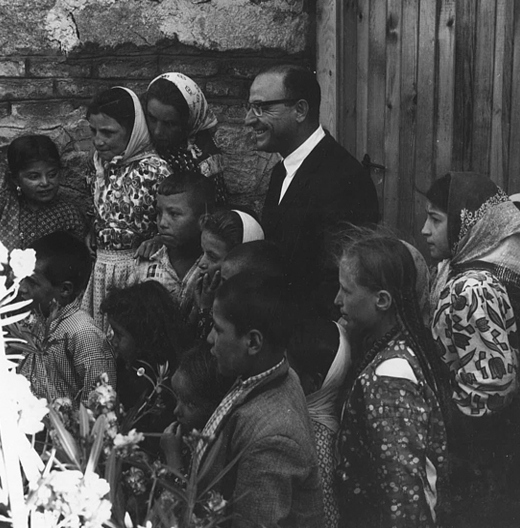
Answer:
[
  {"left": 59, "top": 281, "right": 75, "bottom": 301},
  {"left": 247, "top": 328, "right": 264, "bottom": 357},
  {"left": 294, "top": 99, "right": 309, "bottom": 123},
  {"left": 375, "top": 290, "right": 393, "bottom": 312}
]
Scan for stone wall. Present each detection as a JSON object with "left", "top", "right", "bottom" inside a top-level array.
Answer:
[{"left": 0, "top": 0, "right": 315, "bottom": 213}]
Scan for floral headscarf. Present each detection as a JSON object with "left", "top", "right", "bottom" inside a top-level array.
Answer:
[
  {"left": 431, "top": 172, "right": 520, "bottom": 308},
  {"left": 93, "top": 87, "right": 154, "bottom": 179},
  {"left": 147, "top": 72, "right": 218, "bottom": 142}
]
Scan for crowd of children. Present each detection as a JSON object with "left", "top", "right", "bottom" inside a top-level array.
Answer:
[{"left": 3, "top": 73, "right": 520, "bottom": 528}]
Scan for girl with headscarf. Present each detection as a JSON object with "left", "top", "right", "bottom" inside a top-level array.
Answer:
[
  {"left": 144, "top": 72, "right": 228, "bottom": 204},
  {"left": 81, "top": 87, "right": 172, "bottom": 332},
  {"left": 193, "top": 207, "right": 264, "bottom": 339},
  {"left": 422, "top": 172, "right": 520, "bottom": 521}
]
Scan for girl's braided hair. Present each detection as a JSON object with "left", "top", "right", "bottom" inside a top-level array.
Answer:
[{"left": 337, "top": 228, "right": 451, "bottom": 412}]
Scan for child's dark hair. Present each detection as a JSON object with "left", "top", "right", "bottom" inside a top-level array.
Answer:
[
  {"left": 223, "top": 240, "right": 285, "bottom": 279},
  {"left": 7, "top": 135, "right": 61, "bottom": 185},
  {"left": 425, "top": 173, "right": 451, "bottom": 213},
  {"left": 29, "top": 232, "right": 91, "bottom": 298},
  {"left": 215, "top": 273, "right": 294, "bottom": 350},
  {"left": 199, "top": 209, "right": 243, "bottom": 251},
  {"left": 158, "top": 172, "right": 215, "bottom": 217},
  {"left": 101, "top": 280, "right": 186, "bottom": 367},
  {"left": 144, "top": 78, "right": 190, "bottom": 127},
  {"left": 87, "top": 87, "right": 135, "bottom": 133},
  {"left": 177, "top": 344, "right": 231, "bottom": 408}
]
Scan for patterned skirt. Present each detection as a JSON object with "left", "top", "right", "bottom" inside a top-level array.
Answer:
[
  {"left": 313, "top": 420, "right": 340, "bottom": 528},
  {"left": 81, "top": 249, "right": 135, "bottom": 333}
]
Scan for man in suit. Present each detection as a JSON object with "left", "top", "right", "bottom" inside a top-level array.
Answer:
[{"left": 245, "top": 64, "right": 379, "bottom": 317}]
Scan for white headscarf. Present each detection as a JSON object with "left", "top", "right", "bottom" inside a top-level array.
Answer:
[
  {"left": 306, "top": 322, "right": 351, "bottom": 433},
  {"left": 148, "top": 72, "right": 218, "bottom": 138},
  {"left": 93, "top": 86, "right": 154, "bottom": 178},
  {"left": 232, "top": 210, "right": 265, "bottom": 243}
]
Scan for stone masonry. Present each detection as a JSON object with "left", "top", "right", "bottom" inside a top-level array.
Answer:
[{"left": 0, "top": 0, "right": 314, "bottom": 214}]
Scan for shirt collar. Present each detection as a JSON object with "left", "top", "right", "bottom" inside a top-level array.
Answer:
[
  {"left": 236, "top": 356, "right": 286, "bottom": 389},
  {"left": 282, "top": 125, "right": 326, "bottom": 175}
]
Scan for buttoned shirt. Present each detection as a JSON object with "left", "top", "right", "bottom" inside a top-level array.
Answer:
[{"left": 279, "top": 125, "right": 326, "bottom": 203}]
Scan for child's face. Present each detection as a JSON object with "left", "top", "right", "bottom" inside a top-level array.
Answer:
[
  {"left": 421, "top": 201, "right": 450, "bottom": 260},
  {"left": 18, "top": 259, "right": 61, "bottom": 317},
  {"left": 15, "top": 161, "right": 60, "bottom": 207},
  {"left": 334, "top": 256, "right": 380, "bottom": 336},
  {"left": 88, "top": 112, "right": 131, "bottom": 162},
  {"left": 171, "top": 370, "right": 214, "bottom": 431},
  {"left": 108, "top": 318, "right": 139, "bottom": 366},
  {"left": 207, "top": 298, "right": 250, "bottom": 379},
  {"left": 156, "top": 193, "right": 201, "bottom": 249},
  {"left": 198, "top": 231, "right": 229, "bottom": 279}
]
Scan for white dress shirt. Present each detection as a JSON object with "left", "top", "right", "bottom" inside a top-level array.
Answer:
[{"left": 278, "top": 125, "right": 326, "bottom": 204}]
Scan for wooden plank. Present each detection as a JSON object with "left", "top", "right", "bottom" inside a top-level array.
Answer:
[
  {"left": 383, "top": 0, "right": 402, "bottom": 228},
  {"left": 472, "top": 0, "right": 497, "bottom": 175},
  {"left": 397, "top": 0, "right": 419, "bottom": 237},
  {"left": 490, "top": 0, "right": 511, "bottom": 190},
  {"left": 507, "top": 0, "right": 520, "bottom": 194},
  {"left": 367, "top": 0, "right": 387, "bottom": 218},
  {"left": 356, "top": 0, "right": 370, "bottom": 161},
  {"left": 452, "top": 0, "right": 476, "bottom": 171},
  {"left": 316, "top": 0, "right": 337, "bottom": 138},
  {"left": 337, "top": 0, "right": 358, "bottom": 153},
  {"left": 435, "top": 0, "right": 456, "bottom": 177},
  {"left": 413, "top": 0, "right": 437, "bottom": 257}
]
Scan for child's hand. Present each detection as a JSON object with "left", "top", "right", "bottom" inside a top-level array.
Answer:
[
  {"left": 134, "top": 236, "right": 163, "bottom": 260},
  {"left": 160, "top": 421, "right": 184, "bottom": 471},
  {"left": 195, "top": 270, "right": 221, "bottom": 311}
]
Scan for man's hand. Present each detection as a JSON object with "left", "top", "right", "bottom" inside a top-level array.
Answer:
[
  {"left": 134, "top": 236, "right": 164, "bottom": 260},
  {"left": 160, "top": 421, "right": 184, "bottom": 471}
]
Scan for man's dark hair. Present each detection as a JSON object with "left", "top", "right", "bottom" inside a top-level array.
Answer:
[
  {"left": 158, "top": 172, "right": 216, "bottom": 217},
  {"left": 215, "top": 272, "right": 294, "bottom": 350},
  {"left": 223, "top": 240, "right": 285, "bottom": 279},
  {"left": 261, "top": 64, "right": 321, "bottom": 122},
  {"left": 29, "top": 232, "right": 92, "bottom": 298}
]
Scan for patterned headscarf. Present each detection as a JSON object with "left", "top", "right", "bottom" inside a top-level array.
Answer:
[
  {"left": 431, "top": 172, "right": 520, "bottom": 308},
  {"left": 93, "top": 87, "right": 154, "bottom": 179},
  {"left": 147, "top": 72, "right": 218, "bottom": 142}
]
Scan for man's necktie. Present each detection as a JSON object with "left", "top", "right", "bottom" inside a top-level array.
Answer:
[{"left": 267, "top": 160, "right": 286, "bottom": 207}]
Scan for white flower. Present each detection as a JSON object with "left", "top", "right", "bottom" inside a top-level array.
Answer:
[
  {"left": 113, "top": 429, "right": 144, "bottom": 449},
  {"left": 0, "top": 241, "right": 8, "bottom": 265},
  {"left": 9, "top": 248, "right": 36, "bottom": 281}
]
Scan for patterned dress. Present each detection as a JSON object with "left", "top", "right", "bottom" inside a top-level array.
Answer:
[
  {"left": 337, "top": 336, "right": 447, "bottom": 528},
  {"left": 432, "top": 268, "right": 519, "bottom": 417},
  {"left": 81, "top": 155, "right": 171, "bottom": 332}
]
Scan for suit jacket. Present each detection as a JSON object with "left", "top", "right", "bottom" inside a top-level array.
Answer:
[
  {"left": 262, "top": 133, "right": 379, "bottom": 316},
  {"left": 199, "top": 362, "right": 324, "bottom": 528}
]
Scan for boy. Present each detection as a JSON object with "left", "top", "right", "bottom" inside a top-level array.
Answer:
[
  {"left": 18, "top": 232, "right": 116, "bottom": 405},
  {"left": 202, "top": 273, "right": 324, "bottom": 527},
  {"left": 132, "top": 171, "right": 215, "bottom": 314}
]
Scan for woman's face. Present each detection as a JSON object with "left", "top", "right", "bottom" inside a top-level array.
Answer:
[
  {"left": 334, "top": 255, "right": 380, "bottom": 337},
  {"left": 146, "top": 98, "right": 187, "bottom": 151},
  {"left": 15, "top": 160, "right": 60, "bottom": 206},
  {"left": 421, "top": 201, "right": 451, "bottom": 260},
  {"left": 171, "top": 370, "right": 214, "bottom": 431},
  {"left": 108, "top": 318, "right": 139, "bottom": 366},
  {"left": 88, "top": 113, "right": 131, "bottom": 162},
  {"left": 198, "top": 230, "right": 229, "bottom": 279}
]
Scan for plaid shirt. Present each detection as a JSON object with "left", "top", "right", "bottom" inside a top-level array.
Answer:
[
  {"left": 131, "top": 245, "right": 200, "bottom": 313},
  {"left": 19, "top": 298, "right": 116, "bottom": 405}
]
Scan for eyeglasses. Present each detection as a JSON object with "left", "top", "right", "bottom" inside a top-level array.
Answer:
[{"left": 245, "top": 99, "right": 298, "bottom": 117}]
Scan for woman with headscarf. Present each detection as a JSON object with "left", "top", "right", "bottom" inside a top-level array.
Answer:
[
  {"left": 144, "top": 72, "right": 228, "bottom": 204},
  {"left": 81, "top": 86, "right": 172, "bottom": 332},
  {"left": 422, "top": 172, "right": 520, "bottom": 521}
]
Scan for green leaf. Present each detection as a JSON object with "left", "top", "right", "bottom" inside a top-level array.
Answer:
[
  {"left": 0, "top": 299, "right": 31, "bottom": 314},
  {"left": 48, "top": 407, "right": 82, "bottom": 470},
  {"left": 1, "top": 312, "right": 31, "bottom": 326},
  {"left": 78, "top": 403, "right": 90, "bottom": 439},
  {"left": 86, "top": 415, "right": 106, "bottom": 474}
]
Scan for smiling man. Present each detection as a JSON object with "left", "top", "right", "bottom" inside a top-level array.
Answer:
[{"left": 246, "top": 65, "right": 379, "bottom": 317}]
